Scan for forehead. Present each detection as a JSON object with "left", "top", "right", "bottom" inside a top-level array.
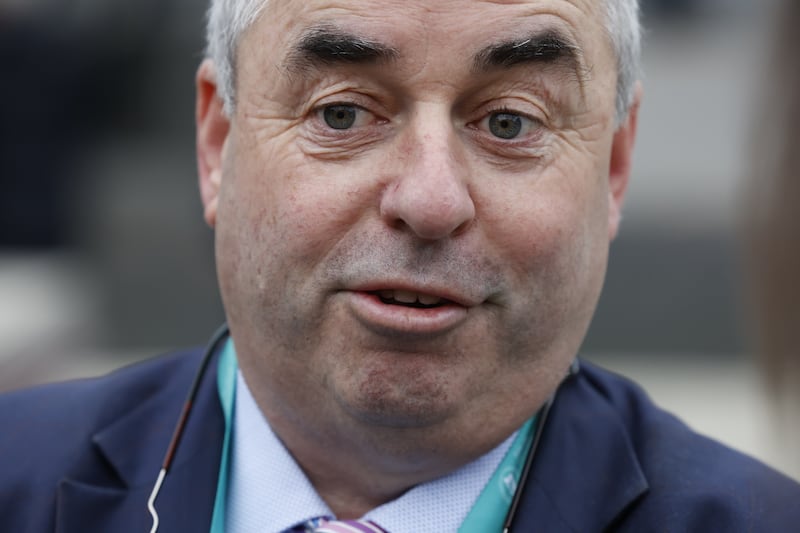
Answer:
[{"left": 254, "top": 0, "right": 612, "bottom": 70}]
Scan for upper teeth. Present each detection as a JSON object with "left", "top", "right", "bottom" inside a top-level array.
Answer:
[{"left": 379, "top": 290, "right": 443, "bottom": 305}]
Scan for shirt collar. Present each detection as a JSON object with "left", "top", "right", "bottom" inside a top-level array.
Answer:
[{"left": 225, "top": 371, "right": 516, "bottom": 533}]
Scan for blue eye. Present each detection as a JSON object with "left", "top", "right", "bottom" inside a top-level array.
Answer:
[
  {"left": 323, "top": 105, "right": 358, "bottom": 129},
  {"left": 488, "top": 112, "right": 523, "bottom": 139}
]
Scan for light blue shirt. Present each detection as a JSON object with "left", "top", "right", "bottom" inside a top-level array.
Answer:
[{"left": 225, "top": 371, "right": 518, "bottom": 533}]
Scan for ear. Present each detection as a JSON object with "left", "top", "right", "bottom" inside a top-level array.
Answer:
[
  {"left": 196, "top": 59, "right": 231, "bottom": 228},
  {"left": 607, "top": 82, "right": 642, "bottom": 240}
]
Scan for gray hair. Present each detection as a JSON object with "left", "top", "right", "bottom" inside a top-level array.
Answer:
[
  {"left": 604, "top": 0, "right": 642, "bottom": 125},
  {"left": 206, "top": 0, "right": 641, "bottom": 125}
]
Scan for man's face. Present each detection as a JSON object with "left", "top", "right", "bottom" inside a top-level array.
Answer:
[{"left": 198, "top": 0, "right": 637, "bottom": 463}]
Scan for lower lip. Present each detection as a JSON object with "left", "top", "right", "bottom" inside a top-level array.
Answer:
[{"left": 345, "top": 292, "right": 469, "bottom": 336}]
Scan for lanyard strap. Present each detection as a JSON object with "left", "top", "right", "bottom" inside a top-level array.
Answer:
[
  {"left": 209, "top": 339, "right": 238, "bottom": 533},
  {"left": 209, "top": 340, "right": 537, "bottom": 532},
  {"left": 458, "top": 417, "right": 536, "bottom": 533}
]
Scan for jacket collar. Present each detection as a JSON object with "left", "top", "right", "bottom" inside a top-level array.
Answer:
[
  {"left": 511, "top": 363, "right": 649, "bottom": 532},
  {"left": 56, "top": 348, "right": 225, "bottom": 533}
]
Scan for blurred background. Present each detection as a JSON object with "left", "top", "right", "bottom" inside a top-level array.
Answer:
[{"left": 1, "top": 0, "right": 797, "bottom": 478}]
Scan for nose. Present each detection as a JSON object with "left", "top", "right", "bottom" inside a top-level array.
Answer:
[{"left": 380, "top": 118, "right": 476, "bottom": 241}]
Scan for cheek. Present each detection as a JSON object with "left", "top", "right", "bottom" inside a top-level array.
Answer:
[
  {"left": 485, "top": 189, "right": 589, "bottom": 281},
  {"left": 219, "top": 143, "right": 328, "bottom": 254},
  {"left": 479, "top": 153, "right": 612, "bottom": 320},
  {"left": 213, "top": 138, "right": 303, "bottom": 308},
  {"left": 215, "top": 132, "right": 387, "bottom": 304}
]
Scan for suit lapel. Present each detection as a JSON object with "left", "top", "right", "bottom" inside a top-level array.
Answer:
[
  {"left": 55, "top": 350, "right": 225, "bottom": 533},
  {"left": 511, "top": 367, "right": 649, "bottom": 532}
]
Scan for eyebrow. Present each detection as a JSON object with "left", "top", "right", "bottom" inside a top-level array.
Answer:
[
  {"left": 472, "top": 30, "right": 586, "bottom": 81},
  {"left": 285, "top": 26, "right": 399, "bottom": 73}
]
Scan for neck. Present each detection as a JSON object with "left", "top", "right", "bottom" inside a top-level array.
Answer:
[{"left": 273, "top": 417, "right": 471, "bottom": 519}]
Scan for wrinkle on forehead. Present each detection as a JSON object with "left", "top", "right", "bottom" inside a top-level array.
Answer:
[
  {"left": 260, "top": 0, "right": 609, "bottom": 59},
  {"left": 244, "top": 0, "right": 616, "bottom": 118}
]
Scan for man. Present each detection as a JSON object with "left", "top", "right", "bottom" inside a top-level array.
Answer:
[{"left": 2, "top": 0, "right": 799, "bottom": 531}]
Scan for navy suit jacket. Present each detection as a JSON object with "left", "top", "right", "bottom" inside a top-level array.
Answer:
[{"left": 2, "top": 346, "right": 799, "bottom": 532}]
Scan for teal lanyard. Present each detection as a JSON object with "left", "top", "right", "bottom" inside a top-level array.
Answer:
[
  {"left": 210, "top": 339, "right": 237, "bottom": 533},
  {"left": 458, "top": 416, "right": 536, "bottom": 533},
  {"left": 209, "top": 340, "right": 537, "bottom": 532}
]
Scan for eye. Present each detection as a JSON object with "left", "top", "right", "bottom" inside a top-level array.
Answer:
[
  {"left": 322, "top": 105, "right": 359, "bottom": 130},
  {"left": 474, "top": 109, "right": 541, "bottom": 142},
  {"left": 487, "top": 112, "right": 524, "bottom": 139}
]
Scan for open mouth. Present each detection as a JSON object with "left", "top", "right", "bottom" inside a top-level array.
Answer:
[
  {"left": 350, "top": 288, "right": 469, "bottom": 334},
  {"left": 373, "top": 290, "right": 453, "bottom": 309}
]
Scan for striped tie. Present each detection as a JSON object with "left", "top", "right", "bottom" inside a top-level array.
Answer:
[{"left": 308, "top": 518, "right": 387, "bottom": 533}]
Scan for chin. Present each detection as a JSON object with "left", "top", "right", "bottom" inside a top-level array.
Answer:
[
  {"left": 344, "top": 400, "right": 455, "bottom": 430},
  {"left": 335, "top": 376, "right": 458, "bottom": 430}
]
